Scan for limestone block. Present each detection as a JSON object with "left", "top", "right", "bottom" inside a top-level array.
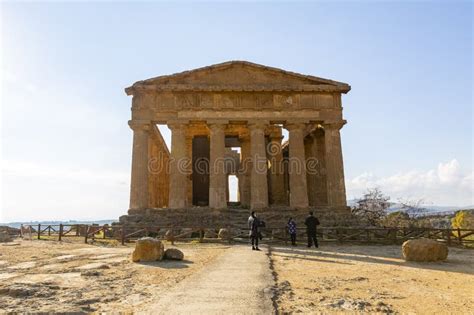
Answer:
[
  {"left": 218, "top": 228, "right": 231, "bottom": 240},
  {"left": 132, "top": 237, "right": 165, "bottom": 262},
  {"left": 402, "top": 238, "right": 448, "bottom": 262},
  {"left": 164, "top": 248, "right": 184, "bottom": 260},
  {"left": 0, "top": 231, "right": 12, "bottom": 243},
  {"left": 165, "top": 230, "right": 175, "bottom": 242}
]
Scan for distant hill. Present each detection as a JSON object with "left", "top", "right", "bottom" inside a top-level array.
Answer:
[
  {"left": 348, "top": 199, "right": 473, "bottom": 216},
  {"left": 0, "top": 220, "right": 118, "bottom": 229}
]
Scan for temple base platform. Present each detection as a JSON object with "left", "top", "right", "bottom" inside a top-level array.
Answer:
[{"left": 119, "top": 206, "right": 356, "bottom": 229}]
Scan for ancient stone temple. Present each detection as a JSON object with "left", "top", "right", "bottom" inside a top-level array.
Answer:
[{"left": 120, "top": 61, "right": 351, "bottom": 227}]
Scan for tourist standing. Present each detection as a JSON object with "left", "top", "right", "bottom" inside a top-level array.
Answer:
[
  {"left": 304, "top": 211, "right": 320, "bottom": 248},
  {"left": 248, "top": 211, "right": 261, "bottom": 251},
  {"left": 287, "top": 217, "right": 297, "bottom": 246}
]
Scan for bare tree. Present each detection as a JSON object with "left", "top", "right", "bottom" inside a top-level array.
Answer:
[
  {"left": 398, "top": 198, "right": 429, "bottom": 219},
  {"left": 352, "top": 188, "right": 391, "bottom": 226}
]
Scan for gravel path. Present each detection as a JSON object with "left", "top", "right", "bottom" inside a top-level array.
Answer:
[{"left": 148, "top": 245, "right": 275, "bottom": 314}]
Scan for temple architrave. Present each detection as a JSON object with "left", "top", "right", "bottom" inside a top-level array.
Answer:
[{"left": 120, "top": 61, "right": 351, "bottom": 227}]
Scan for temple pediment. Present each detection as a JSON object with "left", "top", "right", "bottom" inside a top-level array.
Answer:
[{"left": 125, "top": 61, "right": 350, "bottom": 94}]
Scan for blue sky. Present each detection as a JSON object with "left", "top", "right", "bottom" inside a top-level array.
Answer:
[{"left": 1, "top": 1, "right": 472, "bottom": 222}]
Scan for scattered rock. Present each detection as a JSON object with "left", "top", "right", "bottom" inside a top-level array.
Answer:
[
  {"left": 75, "top": 297, "right": 101, "bottom": 305},
  {"left": 218, "top": 228, "right": 231, "bottom": 240},
  {"left": 132, "top": 237, "right": 164, "bottom": 262},
  {"left": 7, "top": 261, "right": 36, "bottom": 270},
  {"left": 81, "top": 270, "right": 102, "bottom": 277},
  {"left": 90, "top": 254, "right": 121, "bottom": 260},
  {"left": 55, "top": 254, "right": 77, "bottom": 261},
  {"left": 77, "top": 263, "right": 110, "bottom": 270},
  {"left": 0, "top": 282, "right": 58, "bottom": 298},
  {"left": 402, "top": 238, "right": 448, "bottom": 262},
  {"left": 0, "top": 272, "right": 20, "bottom": 280},
  {"left": 164, "top": 248, "right": 184, "bottom": 260}
]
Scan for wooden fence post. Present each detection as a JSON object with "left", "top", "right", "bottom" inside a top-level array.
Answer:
[
  {"left": 457, "top": 227, "right": 462, "bottom": 244},
  {"left": 58, "top": 224, "right": 63, "bottom": 241},
  {"left": 121, "top": 226, "right": 125, "bottom": 245},
  {"left": 20, "top": 224, "right": 23, "bottom": 238},
  {"left": 447, "top": 229, "right": 452, "bottom": 246},
  {"left": 84, "top": 226, "right": 89, "bottom": 244},
  {"left": 37, "top": 224, "right": 41, "bottom": 240}
]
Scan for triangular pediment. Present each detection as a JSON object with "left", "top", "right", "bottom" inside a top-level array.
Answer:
[{"left": 126, "top": 61, "right": 350, "bottom": 94}]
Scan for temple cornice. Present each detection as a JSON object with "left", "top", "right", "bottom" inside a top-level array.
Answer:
[{"left": 125, "top": 83, "right": 350, "bottom": 95}]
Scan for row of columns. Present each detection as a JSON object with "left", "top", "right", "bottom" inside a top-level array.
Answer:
[{"left": 128, "top": 120, "right": 346, "bottom": 211}]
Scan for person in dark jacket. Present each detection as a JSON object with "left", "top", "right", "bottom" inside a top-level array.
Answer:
[
  {"left": 287, "top": 217, "right": 297, "bottom": 246},
  {"left": 304, "top": 211, "right": 320, "bottom": 248},
  {"left": 248, "top": 211, "right": 261, "bottom": 251}
]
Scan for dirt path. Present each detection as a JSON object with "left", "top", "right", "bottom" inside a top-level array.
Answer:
[{"left": 148, "top": 245, "right": 275, "bottom": 314}]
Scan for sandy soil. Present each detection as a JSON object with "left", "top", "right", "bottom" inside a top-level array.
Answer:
[
  {"left": 270, "top": 244, "right": 474, "bottom": 314},
  {"left": 2, "top": 239, "right": 473, "bottom": 314},
  {"left": 0, "top": 239, "right": 228, "bottom": 313}
]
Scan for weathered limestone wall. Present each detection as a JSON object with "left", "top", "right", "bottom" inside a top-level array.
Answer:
[
  {"left": 148, "top": 126, "right": 170, "bottom": 208},
  {"left": 131, "top": 91, "right": 344, "bottom": 123}
]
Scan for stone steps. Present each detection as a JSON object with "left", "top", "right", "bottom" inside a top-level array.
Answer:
[{"left": 120, "top": 206, "right": 356, "bottom": 229}]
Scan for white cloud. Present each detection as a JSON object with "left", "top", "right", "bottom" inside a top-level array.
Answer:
[{"left": 347, "top": 159, "right": 474, "bottom": 206}]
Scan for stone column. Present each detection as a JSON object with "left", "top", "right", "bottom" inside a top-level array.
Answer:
[
  {"left": 128, "top": 120, "right": 151, "bottom": 210},
  {"left": 168, "top": 122, "right": 189, "bottom": 209},
  {"left": 249, "top": 122, "right": 269, "bottom": 209},
  {"left": 208, "top": 123, "right": 227, "bottom": 209},
  {"left": 185, "top": 132, "right": 193, "bottom": 206},
  {"left": 239, "top": 136, "right": 251, "bottom": 208},
  {"left": 286, "top": 122, "right": 309, "bottom": 209},
  {"left": 305, "top": 134, "right": 316, "bottom": 206},
  {"left": 268, "top": 129, "right": 286, "bottom": 205},
  {"left": 323, "top": 122, "right": 347, "bottom": 207}
]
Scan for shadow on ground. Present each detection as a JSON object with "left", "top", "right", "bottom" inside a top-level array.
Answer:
[
  {"left": 270, "top": 244, "right": 474, "bottom": 275},
  {"left": 137, "top": 259, "right": 194, "bottom": 269}
]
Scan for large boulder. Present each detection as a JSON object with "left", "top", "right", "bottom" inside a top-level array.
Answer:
[
  {"left": 132, "top": 237, "right": 165, "bottom": 262},
  {"left": 0, "top": 231, "right": 12, "bottom": 243},
  {"left": 164, "top": 248, "right": 184, "bottom": 260},
  {"left": 218, "top": 228, "right": 231, "bottom": 240},
  {"left": 402, "top": 238, "right": 448, "bottom": 262}
]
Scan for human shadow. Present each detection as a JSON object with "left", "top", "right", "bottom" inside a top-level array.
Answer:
[
  {"left": 137, "top": 259, "right": 193, "bottom": 269},
  {"left": 270, "top": 244, "right": 474, "bottom": 275},
  {"left": 270, "top": 250, "right": 352, "bottom": 265}
]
